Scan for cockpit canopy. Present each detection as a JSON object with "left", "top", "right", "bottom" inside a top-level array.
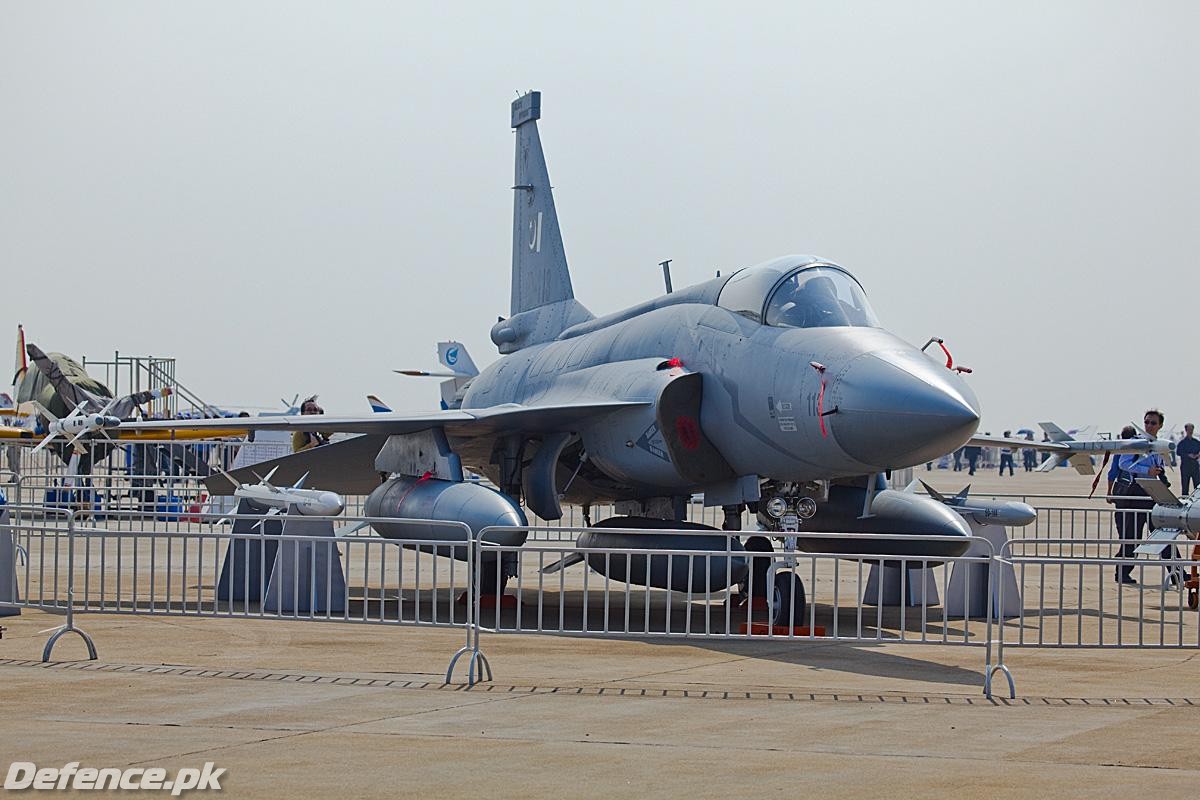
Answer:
[{"left": 717, "top": 257, "right": 880, "bottom": 329}]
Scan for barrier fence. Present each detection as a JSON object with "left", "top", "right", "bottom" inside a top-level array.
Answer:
[
  {"left": 3, "top": 499, "right": 1199, "bottom": 699},
  {"left": 1, "top": 506, "right": 484, "bottom": 674}
]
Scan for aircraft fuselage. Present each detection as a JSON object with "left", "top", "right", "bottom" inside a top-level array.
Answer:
[{"left": 462, "top": 260, "right": 980, "bottom": 501}]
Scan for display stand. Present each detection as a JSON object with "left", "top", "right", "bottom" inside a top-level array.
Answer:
[
  {"left": 216, "top": 498, "right": 282, "bottom": 603},
  {"left": 863, "top": 562, "right": 939, "bottom": 607},
  {"left": 945, "top": 519, "right": 1021, "bottom": 619},
  {"left": 263, "top": 513, "right": 347, "bottom": 614}
]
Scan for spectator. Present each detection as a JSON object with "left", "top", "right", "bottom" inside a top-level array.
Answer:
[
  {"left": 1177, "top": 423, "right": 1200, "bottom": 495},
  {"left": 1022, "top": 431, "right": 1037, "bottom": 472},
  {"left": 292, "top": 396, "right": 330, "bottom": 453},
  {"left": 999, "top": 431, "right": 1015, "bottom": 476},
  {"left": 964, "top": 444, "right": 981, "bottom": 475},
  {"left": 1112, "top": 410, "right": 1182, "bottom": 585}
]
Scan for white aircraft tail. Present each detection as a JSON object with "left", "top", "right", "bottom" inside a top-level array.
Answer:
[
  {"left": 367, "top": 394, "right": 392, "bottom": 413},
  {"left": 437, "top": 341, "right": 477, "bottom": 410},
  {"left": 1039, "top": 422, "right": 1074, "bottom": 443},
  {"left": 13, "top": 324, "right": 26, "bottom": 385},
  {"left": 395, "top": 341, "right": 481, "bottom": 410},
  {"left": 438, "top": 342, "right": 478, "bottom": 377},
  {"left": 490, "top": 92, "right": 593, "bottom": 354}
]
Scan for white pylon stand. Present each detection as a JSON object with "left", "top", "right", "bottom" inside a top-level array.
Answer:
[
  {"left": 0, "top": 506, "right": 20, "bottom": 617},
  {"left": 863, "top": 561, "right": 939, "bottom": 606},
  {"left": 946, "top": 519, "right": 1021, "bottom": 619},
  {"left": 217, "top": 499, "right": 282, "bottom": 604},
  {"left": 263, "top": 512, "right": 346, "bottom": 614}
]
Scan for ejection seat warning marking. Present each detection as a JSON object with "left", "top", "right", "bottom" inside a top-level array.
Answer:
[{"left": 636, "top": 422, "right": 670, "bottom": 462}]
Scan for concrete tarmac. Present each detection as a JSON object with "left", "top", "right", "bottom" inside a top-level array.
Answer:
[{"left": 3, "top": 467, "right": 1199, "bottom": 797}]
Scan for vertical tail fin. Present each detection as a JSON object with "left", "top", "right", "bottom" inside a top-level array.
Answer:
[
  {"left": 510, "top": 92, "right": 572, "bottom": 314},
  {"left": 13, "top": 324, "right": 26, "bottom": 385},
  {"left": 1039, "top": 422, "right": 1073, "bottom": 442},
  {"left": 492, "top": 92, "right": 593, "bottom": 354},
  {"left": 438, "top": 341, "right": 476, "bottom": 410},
  {"left": 438, "top": 342, "right": 478, "bottom": 377}
]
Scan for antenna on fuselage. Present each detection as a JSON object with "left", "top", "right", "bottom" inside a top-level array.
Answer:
[{"left": 660, "top": 259, "right": 673, "bottom": 294}]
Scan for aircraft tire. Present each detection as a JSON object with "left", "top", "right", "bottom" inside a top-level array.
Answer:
[{"left": 743, "top": 535, "right": 773, "bottom": 598}]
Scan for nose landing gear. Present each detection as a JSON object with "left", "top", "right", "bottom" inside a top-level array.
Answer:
[{"left": 732, "top": 484, "right": 820, "bottom": 629}]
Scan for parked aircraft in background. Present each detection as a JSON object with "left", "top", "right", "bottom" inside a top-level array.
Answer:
[{"left": 395, "top": 341, "right": 480, "bottom": 410}]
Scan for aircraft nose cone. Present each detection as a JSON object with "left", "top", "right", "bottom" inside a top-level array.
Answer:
[{"left": 830, "top": 352, "right": 980, "bottom": 469}]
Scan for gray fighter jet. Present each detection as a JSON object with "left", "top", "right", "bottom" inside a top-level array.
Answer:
[{"left": 119, "top": 91, "right": 985, "bottom": 623}]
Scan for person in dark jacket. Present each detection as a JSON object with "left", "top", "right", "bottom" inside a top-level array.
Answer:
[{"left": 1177, "top": 423, "right": 1200, "bottom": 495}]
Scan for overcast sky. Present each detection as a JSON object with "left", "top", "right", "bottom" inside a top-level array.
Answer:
[{"left": 2, "top": 2, "right": 1196, "bottom": 433}]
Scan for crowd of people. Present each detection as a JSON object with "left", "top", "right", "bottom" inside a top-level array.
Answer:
[{"left": 945, "top": 430, "right": 1051, "bottom": 476}]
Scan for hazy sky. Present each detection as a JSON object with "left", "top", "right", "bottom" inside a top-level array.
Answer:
[{"left": 2, "top": 2, "right": 1196, "bottom": 433}]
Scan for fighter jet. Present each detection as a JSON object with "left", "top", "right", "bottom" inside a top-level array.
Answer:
[
  {"left": 1, "top": 333, "right": 250, "bottom": 484},
  {"left": 117, "top": 91, "right": 985, "bottom": 624}
]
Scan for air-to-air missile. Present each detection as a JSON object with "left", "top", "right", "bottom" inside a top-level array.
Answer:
[
  {"left": 913, "top": 480, "right": 1037, "bottom": 528},
  {"left": 974, "top": 422, "right": 1174, "bottom": 475},
  {"left": 1136, "top": 479, "right": 1200, "bottom": 538},
  {"left": 29, "top": 400, "right": 122, "bottom": 454},
  {"left": 218, "top": 466, "right": 345, "bottom": 521}
]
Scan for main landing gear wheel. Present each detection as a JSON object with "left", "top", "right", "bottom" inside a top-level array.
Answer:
[
  {"left": 743, "top": 535, "right": 774, "bottom": 600},
  {"left": 769, "top": 571, "right": 807, "bottom": 628},
  {"left": 1188, "top": 589, "right": 1198, "bottom": 611}
]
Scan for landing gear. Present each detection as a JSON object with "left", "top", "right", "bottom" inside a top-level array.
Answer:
[
  {"left": 769, "top": 571, "right": 807, "bottom": 627},
  {"left": 742, "top": 535, "right": 774, "bottom": 603}
]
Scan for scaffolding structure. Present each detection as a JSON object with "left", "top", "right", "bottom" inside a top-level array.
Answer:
[{"left": 81, "top": 352, "right": 214, "bottom": 418}]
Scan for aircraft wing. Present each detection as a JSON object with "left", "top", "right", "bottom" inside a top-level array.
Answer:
[
  {"left": 0, "top": 425, "right": 36, "bottom": 441},
  {"left": 117, "top": 401, "right": 645, "bottom": 438},
  {"left": 184, "top": 400, "right": 647, "bottom": 495}
]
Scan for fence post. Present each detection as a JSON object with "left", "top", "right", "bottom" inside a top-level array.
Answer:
[
  {"left": 0, "top": 503, "right": 19, "bottom": 617},
  {"left": 42, "top": 509, "right": 97, "bottom": 662},
  {"left": 985, "top": 545, "right": 1015, "bottom": 700},
  {"left": 445, "top": 522, "right": 492, "bottom": 686}
]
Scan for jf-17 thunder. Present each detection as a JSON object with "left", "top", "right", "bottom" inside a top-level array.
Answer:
[{"left": 121, "top": 91, "right": 1077, "bottom": 624}]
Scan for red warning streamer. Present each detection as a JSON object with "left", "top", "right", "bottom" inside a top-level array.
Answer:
[
  {"left": 1089, "top": 453, "right": 1111, "bottom": 498},
  {"left": 938, "top": 340, "right": 954, "bottom": 370},
  {"left": 810, "top": 361, "right": 829, "bottom": 438}
]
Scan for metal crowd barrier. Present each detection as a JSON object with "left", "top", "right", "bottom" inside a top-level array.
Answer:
[
  {"left": 5, "top": 502, "right": 1199, "bottom": 697},
  {"left": 470, "top": 526, "right": 1014, "bottom": 697},
  {"left": 998, "top": 537, "right": 1200, "bottom": 650},
  {"left": 1, "top": 506, "right": 483, "bottom": 675}
]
